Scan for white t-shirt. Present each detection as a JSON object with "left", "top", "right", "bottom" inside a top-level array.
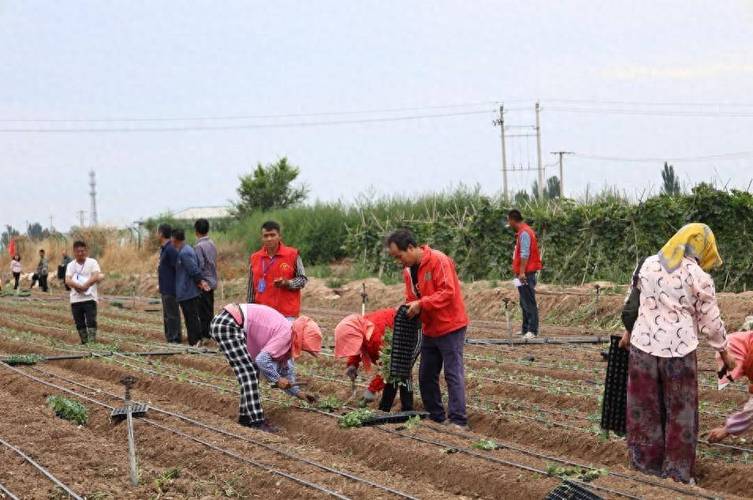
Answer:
[{"left": 66, "top": 258, "right": 101, "bottom": 303}]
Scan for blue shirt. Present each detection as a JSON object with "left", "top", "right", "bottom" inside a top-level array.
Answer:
[
  {"left": 158, "top": 241, "right": 178, "bottom": 296},
  {"left": 175, "top": 244, "right": 202, "bottom": 302},
  {"left": 519, "top": 231, "right": 531, "bottom": 259}
]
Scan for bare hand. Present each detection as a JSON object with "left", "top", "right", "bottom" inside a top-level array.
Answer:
[
  {"left": 517, "top": 273, "right": 528, "bottom": 285},
  {"left": 345, "top": 365, "right": 358, "bottom": 381},
  {"left": 707, "top": 426, "right": 731, "bottom": 443},
  {"left": 199, "top": 280, "right": 211, "bottom": 292},
  {"left": 406, "top": 300, "right": 422, "bottom": 318},
  {"left": 721, "top": 350, "right": 737, "bottom": 372},
  {"left": 299, "top": 392, "right": 317, "bottom": 404},
  {"left": 273, "top": 278, "right": 288, "bottom": 289},
  {"left": 619, "top": 331, "right": 631, "bottom": 351},
  {"left": 276, "top": 377, "right": 292, "bottom": 390}
]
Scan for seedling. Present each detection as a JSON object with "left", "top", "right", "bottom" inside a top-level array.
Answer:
[
  {"left": 3, "top": 353, "right": 44, "bottom": 366},
  {"left": 154, "top": 467, "right": 180, "bottom": 494},
  {"left": 316, "top": 395, "right": 344, "bottom": 412},
  {"left": 378, "top": 328, "right": 393, "bottom": 382},
  {"left": 546, "top": 464, "right": 608, "bottom": 483},
  {"left": 339, "top": 408, "right": 375, "bottom": 428},
  {"left": 47, "top": 395, "right": 88, "bottom": 425},
  {"left": 473, "top": 438, "right": 499, "bottom": 451},
  {"left": 404, "top": 415, "right": 421, "bottom": 431}
]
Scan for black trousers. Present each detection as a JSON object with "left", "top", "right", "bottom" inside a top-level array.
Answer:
[
  {"left": 31, "top": 273, "right": 48, "bottom": 292},
  {"left": 379, "top": 380, "right": 414, "bottom": 412},
  {"left": 161, "top": 294, "right": 182, "bottom": 343},
  {"left": 179, "top": 296, "right": 203, "bottom": 346},
  {"left": 517, "top": 272, "right": 539, "bottom": 335},
  {"left": 71, "top": 300, "right": 97, "bottom": 343},
  {"left": 12, "top": 272, "right": 20, "bottom": 289},
  {"left": 197, "top": 289, "right": 214, "bottom": 340}
]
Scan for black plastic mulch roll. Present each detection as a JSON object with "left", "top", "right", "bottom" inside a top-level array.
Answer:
[
  {"left": 388, "top": 305, "right": 421, "bottom": 381},
  {"left": 600, "top": 335, "right": 628, "bottom": 435},
  {"left": 545, "top": 480, "right": 603, "bottom": 500}
]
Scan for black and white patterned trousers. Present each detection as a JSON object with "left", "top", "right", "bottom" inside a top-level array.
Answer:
[{"left": 210, "top": 310, "right": 264, "bottom": 423}]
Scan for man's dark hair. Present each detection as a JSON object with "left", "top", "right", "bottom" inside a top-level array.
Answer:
[
  {"left": 171, "top": 228, "right": 186, "bottom": 241},
  {"left": 261, "top": 220, "right": 281, "bottom": 233},
  {"left": 385, "top": 229, "right": 418, "bottom": 251},
  {"left": 507, "top": 209, "right": 523, "bottom": 222},
  {"left": 72, "top": 240, "right": 87, "bottom": 249},
  {"left": 39, "top": 249, "right": 45, "bottom": 254},
  {"left": 158, "top": 223, "right": 172, "bottom": 239},
  {"left": 194, "top": 218, "right": 209, "bottom": 235}
]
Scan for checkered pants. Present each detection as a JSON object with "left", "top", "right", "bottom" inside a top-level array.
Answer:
[{"left": 210, "top": 310, "right": 264, "bottom": 423}]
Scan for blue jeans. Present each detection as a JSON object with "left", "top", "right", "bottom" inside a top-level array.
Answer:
[
  {"left": 419, "top": 327, "right": 467, "bottom": 425},
  {"left": 517, "top": 272, "right": 539, "bottom": 334}
]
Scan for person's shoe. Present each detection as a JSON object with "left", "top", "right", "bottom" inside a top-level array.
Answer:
[
  {"left": 238, "top": 416, "right": 278, "bottom": 433},
  {"left": 444, "top": 421, "right": 470, "bottom": 432},
  {"left": 77, "top": 329, "right": 88, "bottom": 344},
  {"left": 523, "top": 332, "right": 537, "bottom": 340},
  {"left": 87, "top": 329, "right": 97, "bottom": 344}
]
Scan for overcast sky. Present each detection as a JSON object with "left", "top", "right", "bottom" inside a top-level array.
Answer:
[{"left": 2, "top": 1, "right": 753, "bottom": 232}]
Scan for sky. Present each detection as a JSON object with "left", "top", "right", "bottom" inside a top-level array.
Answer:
[{"left": 2, "top": 1, "right": 753, "bottom": 232}]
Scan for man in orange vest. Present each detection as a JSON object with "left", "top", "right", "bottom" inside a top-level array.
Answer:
[
  {"left": 246, "top": 221, "right": 307, "bottom": 319},
  {"left": 507, "top": 209, "right": 543, "bottom": 340}
]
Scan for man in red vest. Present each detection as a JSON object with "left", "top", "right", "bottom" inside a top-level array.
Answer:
[
  {"left": 246, "top": 221, "right": 307, "bottom": 319},
  {"left": 507, "top": 209, "right": 543, "bottom": 340}
]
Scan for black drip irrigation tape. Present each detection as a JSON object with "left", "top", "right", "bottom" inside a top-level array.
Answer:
[
  {"left": 0, "top": 349, "right": 209, "bottom": 364},
  {"left": 21, "top": 365, "right": 418, "bottom": 500},
  {"left": 0, "top": 435, "right": 83, "bottom": 500},
  {"left": 0, "top": 363, "right": 353, "bottom": 500},
  {"left": 0, "top": 481, "right": 19, "bottom": 500}
]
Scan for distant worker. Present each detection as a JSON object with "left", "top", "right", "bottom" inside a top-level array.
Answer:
[
  {"left": 507, "top": 209, "right": 543, "bottom": 340},
  {"left": 708, "top": 330, "right": 753, "bottom": 444},
  {"left": 65, "top": 241, "right": 104, "bottom": 344},
  {"left": 386, "top": 229, "right": 469, "bottom": 430},
  {"left": 194, "top": 218, "right": 218, "bottom": 343},
  {"left": 210, "top": 303, "right": 322, "bottom": 432},
  {"left": 171, "top": 229, "right": 210, "bottom": 346},
  {"left": 157, "top": 224, "right": 182, "bottom": 343},
  {"left": 10, "top": 255, "right": 22, "bottom": 290},
  {"left": 334, "top": 308, "right": 415, "bottom": 411},
  {"left": 57, "top": 249, "right": 73, "bottom": 291},
  {"left": 246, "top": 221, "right": 307, "bottom": 319},
  {"left": 30, "top": 249, "right": 49, "bottom": 292}
]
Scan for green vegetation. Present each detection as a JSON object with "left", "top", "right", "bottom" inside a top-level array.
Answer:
[
  {"left": 546, "top": 464, "right": 608, "bottom": 482},
  {"left": 234, "top": 157, "right": 309, "bottom": 216},
  {"left": 316, "top": 395, "right": 344, "bottom": 412},
  {"left": 47, "top": 395, "right": 88, "bottom": 425},
  {"left": 338, "top": 408, "right": 375, "bottom": 428},
  {"left": 3, "top": 353, "right": 44, "bottom": 365},
  {"left": 378, "top": 328, "right": 394, "bottom": 383},
  {"left": 472, "top": 438, "right": 499, "bottom": 450}
]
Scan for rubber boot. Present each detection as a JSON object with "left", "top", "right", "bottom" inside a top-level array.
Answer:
[
  {"left": 77, "top": 329, "right": 89, "bottom": 344},
  {"left": 87, "top": 328, "right": 97, "bottom": 344}
]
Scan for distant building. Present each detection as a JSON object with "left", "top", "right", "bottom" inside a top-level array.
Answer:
[{"left": 171, "top": 206, "right": 232, "bottom": 221}]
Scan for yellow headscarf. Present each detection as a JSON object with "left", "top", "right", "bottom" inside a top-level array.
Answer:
[{"left": 658, "top": 223, "right": 722, "bottom": 273}]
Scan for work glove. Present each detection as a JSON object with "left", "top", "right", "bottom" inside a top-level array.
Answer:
[{"left": 345, "top": 365, "right": 358, "bottom": 381}]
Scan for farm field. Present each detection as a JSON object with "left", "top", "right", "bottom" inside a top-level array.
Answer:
[{"left": 1, "top": 291, "right": 752, "bottom": 499}]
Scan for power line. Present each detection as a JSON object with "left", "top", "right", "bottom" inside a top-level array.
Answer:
[
  {"left": 574, "top": 151, "right": 753, "bottom": 163},
  {"left": 0, "top": 101, "right": 505, "bottom": 123},
  {"left": 546, "top": 106, "right": 753, "bottom": 118},
  {"left": 0, "top": 109, "right": 496, "bottom": 134}
]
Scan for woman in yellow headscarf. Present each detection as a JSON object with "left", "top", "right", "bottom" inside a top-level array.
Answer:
[{"left": 620, "top": 223, "right": 735, "bottom": 484}]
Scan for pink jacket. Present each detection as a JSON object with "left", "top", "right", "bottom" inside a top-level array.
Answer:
[{"left": 240, "top": 304, "right": 293, "bottom": 360}]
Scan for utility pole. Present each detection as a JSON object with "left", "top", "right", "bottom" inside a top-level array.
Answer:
[
  {"left": 550, "top": 151, "right": 574, "bottom": 198},
  {"left": 89, "top": 171, "right": 98, "bottom": 226},
  {"left": 492, "top": 105, "right": 508, "bottom": 200},
  {"left": 535, "top": 102, "right": 544, "bottom": 200},
  {"left": 49, "top": 215, "right": 54, "bottom": 232}
]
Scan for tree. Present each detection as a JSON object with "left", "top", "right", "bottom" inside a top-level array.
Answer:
[
  {"left": 234, "top": 157, "right": 309, "bottom": 217},
  {"left": 26, "top": 222, "right": 49, "bottom": 241},
  {"left": 1, "top": 225, "right": 19, "bottom": 248},
  {"left": 661, "top": 162, "right": 681, "bottom": 196},
  {"left": 531, "top": 176, "right": 561, "bottom": 200},
  {"left": 513, "top": 190, "right": 530, "bottom": 205}
]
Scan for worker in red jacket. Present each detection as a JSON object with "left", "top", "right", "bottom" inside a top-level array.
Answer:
[
  {"left": 507, "top": 209, "right": 543, "bottom": 339},
  {"left": 386, "top": 229, "right": 469, "bottom": 430},
  {"left": 334, "top": 308, "right": 413, "bottom": 410},
  {"left": 246, "top": 221, "right": 308, "bottom": 319}
]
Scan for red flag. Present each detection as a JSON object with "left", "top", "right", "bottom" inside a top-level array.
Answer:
[{"left": 7, "top": 238, "right": 15, "bottom": 257}]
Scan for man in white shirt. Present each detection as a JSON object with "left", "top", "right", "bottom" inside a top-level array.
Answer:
[{"left": 64, "top": 241, "right": 104, "bottom": 344}]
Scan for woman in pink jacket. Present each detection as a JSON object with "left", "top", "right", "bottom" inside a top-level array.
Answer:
[{"left": 210, "top": 303, "right": 322, "bottom": 433}]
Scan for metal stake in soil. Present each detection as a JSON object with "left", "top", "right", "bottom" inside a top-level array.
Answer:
[
  {"left": 360, "top": 283, "right": 368, "bottom": 316},
  {"left": 111, "top": 375, "right": 149, "bottom": 487},
  {"left": 502, "top": 298, "right": 513, "bottom": 346}
]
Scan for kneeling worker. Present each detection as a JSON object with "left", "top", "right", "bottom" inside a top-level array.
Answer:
[
  {"left": 334, "top": 308, "right": 413, "bottom": 411},
  {"left": 210, "top": 303, "right": 322, "bottom": 432}
]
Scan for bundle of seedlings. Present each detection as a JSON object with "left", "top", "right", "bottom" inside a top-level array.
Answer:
[
  {"left": 3, "top": 354, "right": 44, "bottom": 366},
  {"left": 47, "top": 395, "right": 88, "bottom": 425}
]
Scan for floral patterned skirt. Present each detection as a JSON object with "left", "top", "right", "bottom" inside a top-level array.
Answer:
[{"left": 626, "top": 345, "right": 698, "bottom": 483}]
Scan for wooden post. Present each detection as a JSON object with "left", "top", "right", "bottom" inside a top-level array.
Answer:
[
  {"left": 121, "top": 376, "right": 139, "bottom": 486},
  {"left": 503, "top": 298, "right": 513, "bottom": 346}
]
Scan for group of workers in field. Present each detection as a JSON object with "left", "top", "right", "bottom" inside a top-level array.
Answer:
[{"left": 36, "top": 209, "right": 753, "bottom": 486}]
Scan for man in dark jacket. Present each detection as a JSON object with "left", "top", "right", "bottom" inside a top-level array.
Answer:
[
  {"left": 172, "top": 228, "right": 210, "bottom": 346},
  {"left": 157, "top": 224, "right": 182, "bottom": 343}
]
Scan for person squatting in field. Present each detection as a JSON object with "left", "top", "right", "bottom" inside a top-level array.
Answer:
[
  {"left": 246, "top": 220, "right": 307, "bottom": 320},
  {"left": 30, "top": 249, "right": 49, "bottom": 292},
  {"left": 619, "top": 223, "right": 736, "bottom": 484},
  {"left": 210, "top": 303, "right": 322, "bottom": 433},
  {"left": 64, "top": 241, "right": 104, "bottom": 344},
  {"left": 387, "top": 229, "right": 469, "bottom": 430},
  {"left": 507, "top": 209, "right": 543, "bottom": 340},
  {"left": 334, "top": 307, "right": 415, "bottom": 411},
  {"left": 171, "top": 228, "right": 211, "bottom": 346},
  {"left": 194, "top": 218, "right": 218, "bottom": 343}
]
